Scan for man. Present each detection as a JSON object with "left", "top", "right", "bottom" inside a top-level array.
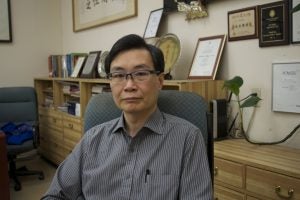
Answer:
[{"left": 42, "top": 34, "right": 212, "bottom": 199}]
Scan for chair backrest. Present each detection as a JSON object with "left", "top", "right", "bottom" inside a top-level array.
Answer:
[
  {"left": 0, "top": 87, "right": 38, "bottom": 124},
  {"left": 84, "top": 90, "right": 213, "bottom": 175},
  {"left": 0, "top": 87, "right": 38, "bottom": 154}
]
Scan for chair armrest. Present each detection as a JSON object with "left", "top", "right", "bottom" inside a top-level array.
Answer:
[{"left": 32, "top": 123, "right": 40, "bottom": 148}]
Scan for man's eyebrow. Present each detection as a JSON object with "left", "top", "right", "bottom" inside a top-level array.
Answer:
[
  {"left": 111, "top": 64, "right": 153, "bottom": 71},
  {"left": 134, "top": 64, "right": 153, "bottom": 69},
  {"left": 110, "top": 66, "right": 125, "bottom": 71}
]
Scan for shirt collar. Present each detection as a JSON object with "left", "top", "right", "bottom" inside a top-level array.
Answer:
[{"left": 111, "top": 108, "right": 166, "bottom": 135}]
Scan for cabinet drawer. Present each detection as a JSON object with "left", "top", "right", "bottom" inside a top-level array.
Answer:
[
  {"left": 39, "top": 114, "right": 63, "bottom": 130},
  {"left": 63, "top": 118, "right": 82, "bottom": 133},
  {"left": 214, "top": 184, "right": 245, "bottom": 200},
  {"left": 214, "top": 157, "right": 244, "bottom": 189},
  {"left": 39, "top": 108, "right": 63, "bottom": 129},
  {"left": 246, "top": 166, "right": 300, "bottom": 200},
  {"left": 40, "top": 126, "right": 63, "bottom": 143},
  {"left": 64, "top": 134, "right": 81, "bottom": 151},
  {"left": 39, "top": 138, "right": 65, "bottom": 165},
  {"left": 39, "top": 108, "right": 62, "bottom": 118},
  {"left": 43, "top": 149, "right": 65, "bottom": 165}
]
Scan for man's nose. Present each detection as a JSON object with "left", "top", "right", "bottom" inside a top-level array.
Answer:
[{"left": 125, "top": 73, "right": 134, "bottom": 81}]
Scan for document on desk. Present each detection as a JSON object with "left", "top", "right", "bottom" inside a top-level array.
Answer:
[{"left": 272, "top": 61, "right": 300, "bottom": 113}]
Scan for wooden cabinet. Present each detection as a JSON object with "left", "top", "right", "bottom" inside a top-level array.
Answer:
[
  {"left": 214, "top": 139, "right": 300, "bottom": 200},
  {"left": 62, "top": 113, "right": 82, "bottom": 154},
  {"left": 35, "top": 77, "right": 226, "bottom": 164}
]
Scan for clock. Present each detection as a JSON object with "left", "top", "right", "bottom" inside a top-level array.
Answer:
[
  {"left": 98, "top": 51, "right": 109, "bottom": 78},
  {"left": 155, "top": 33, "right": 181, "bottom": 77}
]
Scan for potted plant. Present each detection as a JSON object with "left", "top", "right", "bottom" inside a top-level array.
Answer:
[{"left": 223, "top": 76, "right": 262, "bottom": 138}]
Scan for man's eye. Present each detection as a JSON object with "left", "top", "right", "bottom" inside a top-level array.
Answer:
[
  {"left": 112, "top": 73, "right": 125, "bottom": 78},
  {"left": 134, "top": 71, "right": 148, "bottom": 76}
]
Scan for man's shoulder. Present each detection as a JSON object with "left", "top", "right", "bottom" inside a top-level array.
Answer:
[
  {"left": 84, "top": 118, "right": 120, "bottom": 139},
  {"left": 162, "top": 112, "right": 198, "bottom": 130}
]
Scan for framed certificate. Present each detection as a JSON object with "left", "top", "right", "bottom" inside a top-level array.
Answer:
[
  {"left": 228, "top": 6, "right": 258, "bottom": 41},
  {"left": 80, "top": 51, "right": 101, "bottom": 78},
  {"left": 291, "top": 0, "right": 300, "bottom": 43},
  {"left": 188, "top": 35, "right": 226, "bottom": 80},
  {"left": 272, "top": 61, "right": 300, "bottom": 113},
  {"left": 258, "top": 1, "right": 289, "bottom": 47},
  {"left": 143, "top": 8, "right": 164, "bottom": 38}
]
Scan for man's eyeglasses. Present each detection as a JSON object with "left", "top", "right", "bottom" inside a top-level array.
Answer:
[{"left": 107, "top": 70, "right": 160, "bottom": 83}]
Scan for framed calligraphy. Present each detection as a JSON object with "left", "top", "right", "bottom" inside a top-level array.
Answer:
[
  {"left": 258, "top": 1, "right": 289, "bottom": 47},
  {"left": 228, "top": 6, "right": 258, "bottom": 41},
  {"left": 188, "top": 35, "right": 226, "bottom": 80},
  {"left": 72, "top": 0, "right": 137, "bottom": 32},
  {"left": 0, "top": 0, "right": 12, "bottom": 42}
]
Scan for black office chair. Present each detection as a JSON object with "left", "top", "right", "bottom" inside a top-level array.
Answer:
[
  {"left": 0, "top": 87, "right": 44, "bottom": 191},
  {"left": 84, "top": 90, "right": 213, "bottom": 177}
]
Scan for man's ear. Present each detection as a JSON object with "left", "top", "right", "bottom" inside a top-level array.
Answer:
[{"left": 157, "top": 73, "right": 164, "bottom": 90}]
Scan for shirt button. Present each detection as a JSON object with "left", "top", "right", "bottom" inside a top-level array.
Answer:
[{"left": 128, "top": 146, "right": 134, "bottom": 152}]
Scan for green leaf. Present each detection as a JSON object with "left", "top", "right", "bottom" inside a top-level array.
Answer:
[
  {"left": 292, "top": 3, "right": 300, "bottom": 13},
  {"left": 223, "top": 76, "right": 243, "bottom": 96},
  {"left": 240, "top": 96, "right": 262, "bottom": 108}
]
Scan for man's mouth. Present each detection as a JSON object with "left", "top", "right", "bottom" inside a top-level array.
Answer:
[{"left": 122, "top": 97, "right": 142, "bottom": 100}]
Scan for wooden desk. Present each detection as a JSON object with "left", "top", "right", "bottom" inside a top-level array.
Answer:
[
  {"left": 214, "top": 139, "right": 300, "bottom": 200},
  {"left": 0, "top": 132, "right": 10, "bottom": 200}
]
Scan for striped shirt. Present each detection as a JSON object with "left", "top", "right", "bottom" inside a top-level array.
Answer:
[{"left": 42, "top": 109, "right": 212, "bottom": 200}]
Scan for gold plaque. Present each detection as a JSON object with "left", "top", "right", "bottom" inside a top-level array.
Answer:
[{"left": 155, "top": 33, "right": 181, "bottom": 74}]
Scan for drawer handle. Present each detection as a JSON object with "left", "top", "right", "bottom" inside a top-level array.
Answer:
[
  {"left": 275, "top": 186, "right": 294, "bottom": 199},
  {"left": 214, "top": 166, "right": 218, "bottom": 176},
  {"left": 53, "top": 118, "right": 56, "bottom": 123},
  {"left": 68, "top": 123, "right": 73, "bottom": 129}
]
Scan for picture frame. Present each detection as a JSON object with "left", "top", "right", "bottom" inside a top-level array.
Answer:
[
  {"left": 0, "top": 0, "right": 12, "bottom": 42},
  {"left": 188, "top": 35, "right": 226, "bottom": 80},
  {"left": 290, "top": 0, "right": 300, "bottom": 43},
  {"left": 80, "top": 51, "right": 101, "bottom": 78},
  {"left": 71, "top": 56, "right": 86, "bottom": 78},
  {"left": 258, "top": 1, "right": 289, "bottom": 47},
  {"left": 227, "top": 6, "right": 258, "bottom": 41},
  {"left": 272, "top": 61, "right": 300, "bottom": 113},
  {"left": 72, "top": 0, "right": 137, "bottom": 32},
  {"left": 143, "top": 8, "right": 164, "bottom": 38}
]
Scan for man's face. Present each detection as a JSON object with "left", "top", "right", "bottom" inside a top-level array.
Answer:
[{"left": 109, "top": 49, "right": 164, "bottom": 116}]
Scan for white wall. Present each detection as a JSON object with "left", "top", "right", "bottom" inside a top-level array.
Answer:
[
  {"left": 60, "top": 0, "right": 300, "bottom": 148},
  {"left": 0, "top": 0, "right": 62, "bottom": 87},
  {"left": 0, "top": 0, "right": 299, "bottom": 148}
]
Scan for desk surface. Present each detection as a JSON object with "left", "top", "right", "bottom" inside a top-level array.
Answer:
[{"left": 214, "top": 139, "right": 300, "bottom": 179}]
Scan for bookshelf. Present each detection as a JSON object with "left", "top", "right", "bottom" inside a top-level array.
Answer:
[{"left": 34, "top": 77, "right": 227, "bottom": 165}]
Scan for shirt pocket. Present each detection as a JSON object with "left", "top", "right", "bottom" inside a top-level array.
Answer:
[{"left": 143, "top": 174, "right": 179, "bottom": 200}]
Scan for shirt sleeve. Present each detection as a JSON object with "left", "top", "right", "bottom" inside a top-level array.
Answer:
[
  {"left": 178, "top": 128, "right": 213, "bottom": 200},
  {"left": 41, "top": 134, "right": 88, "bottom": 200}
]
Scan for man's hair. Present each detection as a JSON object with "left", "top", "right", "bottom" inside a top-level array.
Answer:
[{"left": 105, "top": 34, "right": 165, "bottom": 74}]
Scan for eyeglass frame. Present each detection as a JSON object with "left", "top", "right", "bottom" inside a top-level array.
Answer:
[{"left": 107, "top": 69, "right": 161, "bottom": 83}]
